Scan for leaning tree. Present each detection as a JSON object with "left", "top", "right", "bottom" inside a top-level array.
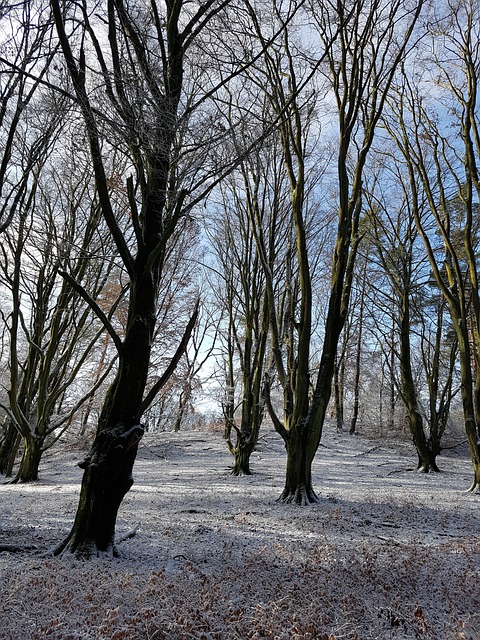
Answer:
[{"left": 49, "top": 0, "right": 260, "bottom": 556}]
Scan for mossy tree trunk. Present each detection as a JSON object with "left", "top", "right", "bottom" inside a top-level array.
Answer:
[
  {"left": 248, "top": 0, "right": 423, "bottom": 504},
  {"left": 12, "top": 434, "right": 44, "bottom": 483}
]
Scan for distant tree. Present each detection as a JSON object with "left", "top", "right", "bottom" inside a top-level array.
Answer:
[
  {"left": 0, "top": 140, "right": 121, "bottom": 482},
  {"left": 0, "top": 0, "right": 57, "bottom": 233},
  {"left": 212, "top": 133, "right": 289, "bottom": 475},
  {"left": 349, "top": 257, "right": 367, "bottom": 435},
  {"left": 364, "top": 169, "right": 440, "bottom": 471},
  {"left": 388, "top": 0, "right": 480, "bottom": 488}
]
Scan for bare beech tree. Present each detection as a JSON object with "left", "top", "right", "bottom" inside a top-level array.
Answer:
[
  {"left": 49, "top": 0, "right": 275, "bottom": 556},
  {"left": 387, "top": 0, "right": 480, "bottom": 489},
  {"left": 0, "top": 138, "right": 121, "bottom": 482},
  {"left": 363, "top": 165, "right": 441, "bottom": 471},
  {"left": 245, "top": 0, "right": 423, "bottom": 503},
  {"left": 212, "top": 130, "right": 291, "bottom": 475}
]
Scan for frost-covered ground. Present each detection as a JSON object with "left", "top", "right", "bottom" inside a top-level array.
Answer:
[{"left": 1, "top": 425, "right": 479, "bottom": 639}]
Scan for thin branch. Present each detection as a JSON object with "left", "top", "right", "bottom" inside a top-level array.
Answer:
[
  {"left": 59, "top": 270, "right": 123, "bottom": 354},
  {"left": 136, "top": 299, "right": 200, "bottom": 418}
]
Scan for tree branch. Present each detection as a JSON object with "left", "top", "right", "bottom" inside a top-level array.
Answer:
[
  {"left": 59, "top": 270, "right": 123, "bottom": 355},
  {"left": 136, "top": 299, "right": 200, "bottom": 418}
]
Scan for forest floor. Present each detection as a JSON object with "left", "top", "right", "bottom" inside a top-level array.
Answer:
[{"left": 1, "top": 423, "right": 479, "bottom": 640}]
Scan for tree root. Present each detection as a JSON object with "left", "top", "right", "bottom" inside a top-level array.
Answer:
[
  {"left": 0, "top": 544, "right": 39, "bottom": 553},
  {"left": 466, "top": 480, "right": 480, "bottom": 493},
  {"left": 277, "top": 484, "right": 320, "bottom": 505},
  {"left": 49, "top": 532, "right": 118, "bottom": 559}
]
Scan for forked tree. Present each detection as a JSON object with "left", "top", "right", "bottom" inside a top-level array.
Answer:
[
  {"left": 246, "top": 0, "right": 424, "bottom": 503},
  {"left": 388, "top": 0, "right": 480, "bottom": 488},
  {"left": 364, "top": 173, "right": 440, "bottom": 471},
  {"left": 214, "top": 137, "right": 290, "bottom": 475},
  {"left": 49, "top": 0, "right": 249, "bottom": 556}
]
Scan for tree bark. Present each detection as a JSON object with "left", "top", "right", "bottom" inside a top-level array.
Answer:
[
  {"left": 279, "top": 431, "right": 318, "bottom": 505},
  {"left": 399, "top": 284, "right": 439, "bottom": 472},
  {"left": 54, "top": 424, "right": 144, "bottom": 557},
  {"left": 231, "top": 431, "right": 255, "bottom": 476},
  {"left": 0, "top": 423, "right": 20, "bottom": 476},
  {"left": 12, "top": 434, "right": 43, "bottom": 483}
]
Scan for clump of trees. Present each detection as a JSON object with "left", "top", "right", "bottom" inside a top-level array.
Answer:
[{"left": 0, "top": 0, "right": 479, "bottom": 558}]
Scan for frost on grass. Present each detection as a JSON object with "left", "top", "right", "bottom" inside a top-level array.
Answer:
[{"left": 1, "top": 427, "right": 480, "bottom": 639}]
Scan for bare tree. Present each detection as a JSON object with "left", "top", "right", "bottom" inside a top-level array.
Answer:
[
  {"left": 211, "top": 131, "right": 290, "bottom": 474},
  {"left": 246, "top": 0, "right": 423, "bottom": 502},
  {"left": 0, "top": 137, "right": 121, "bottom": 482},
  {"left": 388, "top": 0, "right": 480, "bottom": 488},
  {"left": 49, "top": 0, "right": 276, "bottom": 555}
]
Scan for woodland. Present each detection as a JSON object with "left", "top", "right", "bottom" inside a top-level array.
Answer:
[{"left": 0, "top": 0, "right": 479, "bottom": 584}]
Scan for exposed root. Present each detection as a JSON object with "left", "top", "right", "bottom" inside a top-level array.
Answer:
[
  {"left": 116, "top": 524, "right": 140, "bottom": 543},
  {"left": 466, "top": 480, "right": 480, "bottom": 493},
  {"left": 277, "top": 484, "right": 320, "bottom": 506},
  {"left": 416, "top": 463, "right": 440, "bottom": 474},
  {"left": 230, "top": 467, "right": 252, "bottom": 477},
  {"left": 0, "top": 543, "right": 39, "bottom": 553},
  {"left": 49, "top": 533, "right": 118, "bottom": 559}
]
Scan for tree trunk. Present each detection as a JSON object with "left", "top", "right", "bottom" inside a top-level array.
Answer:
[
  {"left": 231, "top": 435, "right": 254, "bottom": 476},
  {"left": 399, "top": 289, "right": 439, "bottom": 473},
  {"left": 54, "top": 423, "right": 143, "bottom": 557},
  {"left": 278, "top": 430, "right": 318, "bottom": 505},
  {"left": 350, "top": 261, "right": 366, "bottom": 435},
  {"left": 53, "top": 257, "right": 160, "bottom": 556},
  {"left": 455, "top": 330, "right": 480, "bottom": 491},
  {"left": 11, "top": 434, "right": 43, "bottom": 483},
  {"left": 0, "top": 423, "right": 21, "bottom": 476},
  {"left": 334, "top": 356, "right": 344, "bottom": 431}
]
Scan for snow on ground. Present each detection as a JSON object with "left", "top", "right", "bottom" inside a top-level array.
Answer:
[{"left": 1, "top": 424, "right": 479, "bottom": 639}]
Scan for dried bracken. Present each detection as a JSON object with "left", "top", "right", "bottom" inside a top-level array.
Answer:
[{"left": 1, "top": 428, "right": 479, "bottom": 639}]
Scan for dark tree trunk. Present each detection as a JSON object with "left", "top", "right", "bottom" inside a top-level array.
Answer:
[
  {"left": 54, "top": 264, "right": 157, "bottom": 555},
  {"left": 12, "top": 434, "right": 43, "bottom": 483},
  {"left": 231, "top": 434, "right": 255, "bottom": 476},
  {"left": 278, "top": 430, "right": 318, "bottom": 505},
  {"left": 49, "top": 0, "right": 198, "bottom": 556},
  {"left": 350, "top": 261, "right": 366, "bottom": 435},
  {"left": 399, "top": 288, "right": 439, "bottom": 473},
  {"left": 0, "top": 423, "right": 20, "bottom": 476},
  {"left": 455, "top": 328, "right": 480, "bottom": 491},
  {"left": 333, "top": 356, "right": 344, "bottom": 431},
  {"left": 409, "top": 412, "right": 439, "bottom": 473},
  {"left": 54, "top": 424, "right": 144, "bottom": 557}
]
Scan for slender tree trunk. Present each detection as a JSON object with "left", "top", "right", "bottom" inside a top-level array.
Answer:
[
  {"left": 389, "top": 313, "right": 396, "bottom": 432},
  {"left": 350, "top": 261, "right": 366, "bottom": 435},
  {"left": 399, "top": 288, "right": 438, "bottom": 472},
  {"left": 0, "top": 423, "right": 20, "bottom": 476},
  {"left": 334, "top": 356, "right": 344, "bottom": 431}
]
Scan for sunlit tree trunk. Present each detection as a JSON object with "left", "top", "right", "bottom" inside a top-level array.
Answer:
[{"left": 247, "top": 0, "right": 423, "bottom": 503}]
